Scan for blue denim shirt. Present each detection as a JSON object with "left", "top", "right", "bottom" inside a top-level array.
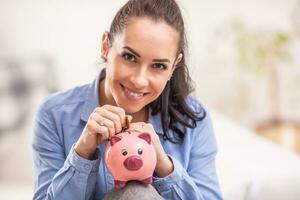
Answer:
[{"left": 32, "top": 74, "right": 222, "bottom": 200}]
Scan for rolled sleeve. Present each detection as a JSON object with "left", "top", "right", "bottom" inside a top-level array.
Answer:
[
  {"left": 152, "top": 155, "right": 184, "bottom": 193},
  {"left": 68, "top": 144, "right": 100, "bottom": 174}
]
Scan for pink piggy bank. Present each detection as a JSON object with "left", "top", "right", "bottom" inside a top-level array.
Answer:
[{"left": 104, "top": 130, "right": 157, "bottom": 188}]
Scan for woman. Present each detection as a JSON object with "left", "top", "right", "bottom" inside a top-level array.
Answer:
[{"left": 32, "top": 0, "right": 222, "bottom": 199}]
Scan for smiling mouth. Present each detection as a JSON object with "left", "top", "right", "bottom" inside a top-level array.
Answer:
[{"left": 120, "top": 84, "right": 148, "bottom": 99}]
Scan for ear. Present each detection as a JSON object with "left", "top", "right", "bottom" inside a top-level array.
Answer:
[
  {"left": 138, "top": 133, "right": 151, "bottom": 144},
  {"left": 101, "top": 31, "right": 110, "bottom": 61},
  {"left": 175, "top": 53, "right": 183, "bottom": 65},
  {"left": 170, "top": 53, "right": 183, "bottom": 77},
  {"left": 110, "top": 135, "right": 122, "bottom": 146}
]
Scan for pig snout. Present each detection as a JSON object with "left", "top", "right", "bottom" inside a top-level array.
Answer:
[{"left": 123, "top": 155, "right": 143, "bottom": 171}]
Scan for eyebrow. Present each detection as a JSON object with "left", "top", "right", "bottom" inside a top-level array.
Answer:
[
  {"left": 123, "top": 46, "right": 171, "bottom": 63},
  {"left": 152, "top": 58, "right": 171, "bottom": 63},
  {"left": 123, "top": 46, "right": 141, "bottom": 57}
]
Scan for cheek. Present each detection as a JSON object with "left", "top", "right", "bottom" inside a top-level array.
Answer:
[
  {"left": 106, "top": 50, "right": 124, "bottom": 76},
  {"left": 106, "top": 63, "right": 125, "bottom": 83}
]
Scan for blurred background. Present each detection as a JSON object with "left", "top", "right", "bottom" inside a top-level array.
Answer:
[{"left": 0, "top": 0, "right": 300, "bottom": 199}]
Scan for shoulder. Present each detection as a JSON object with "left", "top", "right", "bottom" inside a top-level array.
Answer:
[
  {"left": 170, "top": 95, "right": 211, "bottom": 134},
  {"left": 185, "top": 96, "right": 206, "bottom": 112},
  {"left": 37, "top": 83, "right": 89, "bottom": 115},
  {"left": 184, "top": 97, "right": 217, "bottom": 152},
  {"left": 184, "top": 95, "right": 213, "bottom": 136},
  {"left": 184, "top": 96, "right": 208, "bottom": 120}
]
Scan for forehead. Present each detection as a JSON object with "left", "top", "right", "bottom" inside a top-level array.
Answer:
[{"left": 114, "top": 17, "right": 179, "bottom": 57}]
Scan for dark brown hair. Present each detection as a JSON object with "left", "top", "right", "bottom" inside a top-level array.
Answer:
[{"left": 104, "top": 0, "right": 205, "bottom": 143}]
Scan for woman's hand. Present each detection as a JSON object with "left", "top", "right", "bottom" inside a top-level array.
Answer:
[
  {"left": 75, "top": 105, "right": 131, "bottom": 160},
  {"left": 128, "top": 122, "right": 174, "bottom": 177}
]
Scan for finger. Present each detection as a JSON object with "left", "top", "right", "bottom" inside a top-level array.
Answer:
[
  {"left": 90, "top": 111, "right": 110, "bottom": 127},
  {"left": 98, "top": 127, "right": 109, "bottom": 141},
  {"left": 95, "top": 106, "right": 123, "bottom": 132},
  {"left": 100, "top": 117, "right": 116, "bottom": 136},
  {"left": 128, "top": 122, "right": 145, "bottom": 132},
  {"left": 90, "top": 111, "right": 116, "bottom": 135},
  {"left": 92, "top": 108, "right": 120, "bottom": 133},
  {"left": 98, "top": 109, "right": 122, "bottom": 133},
  {"left": 132, "top": 123, "right": 156, "bottom": 137},
  {"left": 101, "top": 105, "right": 128, "bottom": 127},
  {"left": 98, "top": 124, "right": 110, "bottom": 135},
  {"left": 87, "top": 120, "right": 109, "bottom": 136}
]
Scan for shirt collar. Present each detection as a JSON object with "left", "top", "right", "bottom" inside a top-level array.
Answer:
[
  {"left": 80, "top": 74, "right": 101, "bottom": 122},
  {"left": 148, "top": 107, "right": 164, "bottom": 135},
  {"left": 80, "top": 73, "right": 164, "bottom": 135}
]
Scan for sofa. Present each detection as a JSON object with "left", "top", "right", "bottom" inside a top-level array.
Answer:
[{"left": 212, "top": 110, "right": 300, "bottom": 200}]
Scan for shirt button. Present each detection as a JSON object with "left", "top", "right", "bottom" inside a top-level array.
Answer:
[{"left": 84, "top": 164, "right": 91, "bottom": 170}]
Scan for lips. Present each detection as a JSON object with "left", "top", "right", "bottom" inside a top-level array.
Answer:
[{"left": 121, "top": 84, "right": 148, "bottom": 100}]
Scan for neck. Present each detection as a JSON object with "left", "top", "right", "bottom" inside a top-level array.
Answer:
[
  {"left": 99, "top": 78, "right": 116, "bottom": 106},
  {"left": 131, "top": 106, "right": 149, "bottom": 123}
]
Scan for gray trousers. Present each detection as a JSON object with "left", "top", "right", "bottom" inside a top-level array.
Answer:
[{"left": 103, "top": 181, "right": 164, "bottom": 200}]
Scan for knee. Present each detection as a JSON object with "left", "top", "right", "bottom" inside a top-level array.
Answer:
[{"left": 103, "top": 181, "right": 163, "bottom": 200}]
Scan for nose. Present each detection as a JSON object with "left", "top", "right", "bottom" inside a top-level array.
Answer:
[
  {"left": 123, "top": 155, "right": 143, "bottom": 171},
  {"left": 130, "top": 68, "right": 149, "bottom": 89}
]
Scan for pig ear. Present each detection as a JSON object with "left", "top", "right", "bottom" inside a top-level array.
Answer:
[
  {"left": 138, "top": 133, "right": 151, "bottom": 144},
  {"left": 110, "top": 135, "right": 122, "bottom": 146}
]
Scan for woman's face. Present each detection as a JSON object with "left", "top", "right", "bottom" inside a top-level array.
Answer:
[{"left": 101, "top": 17, "right": 182, "bottom": 114}]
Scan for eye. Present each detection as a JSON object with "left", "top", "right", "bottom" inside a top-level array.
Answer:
[
  {"left": 152, "top": 63, "right": 167, "bottom": 70},
  {"left": 121, "top": 149, "right": 128, "bottom": 156},
  {"left": 137, "top": 148, "right": 143, "bottom": 155},
  {"left": 122, "top": 53, "right": 137, "bottom": 63}
]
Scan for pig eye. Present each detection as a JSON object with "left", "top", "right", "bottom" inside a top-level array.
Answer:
[
  {"left": 137, "top": 148, "right": 143, "bottom": 155},
  {"left": 121, "top": 149, "right": 128, "bottom": 156}
]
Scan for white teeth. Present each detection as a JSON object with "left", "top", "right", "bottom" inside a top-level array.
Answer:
[
  {"left": 124, "top": 86, "right": 144, "bottom": 97},
  {"left": 129, "top": 91, "right": 143, "bottom": 97}
]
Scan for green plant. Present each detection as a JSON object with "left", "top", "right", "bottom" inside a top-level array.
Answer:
[
  {"left": 229, "top": 21, "right": 293, "bottom": 122},
  {"left": 232, "top": 21, "right": 292, "bottom": 75}
]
